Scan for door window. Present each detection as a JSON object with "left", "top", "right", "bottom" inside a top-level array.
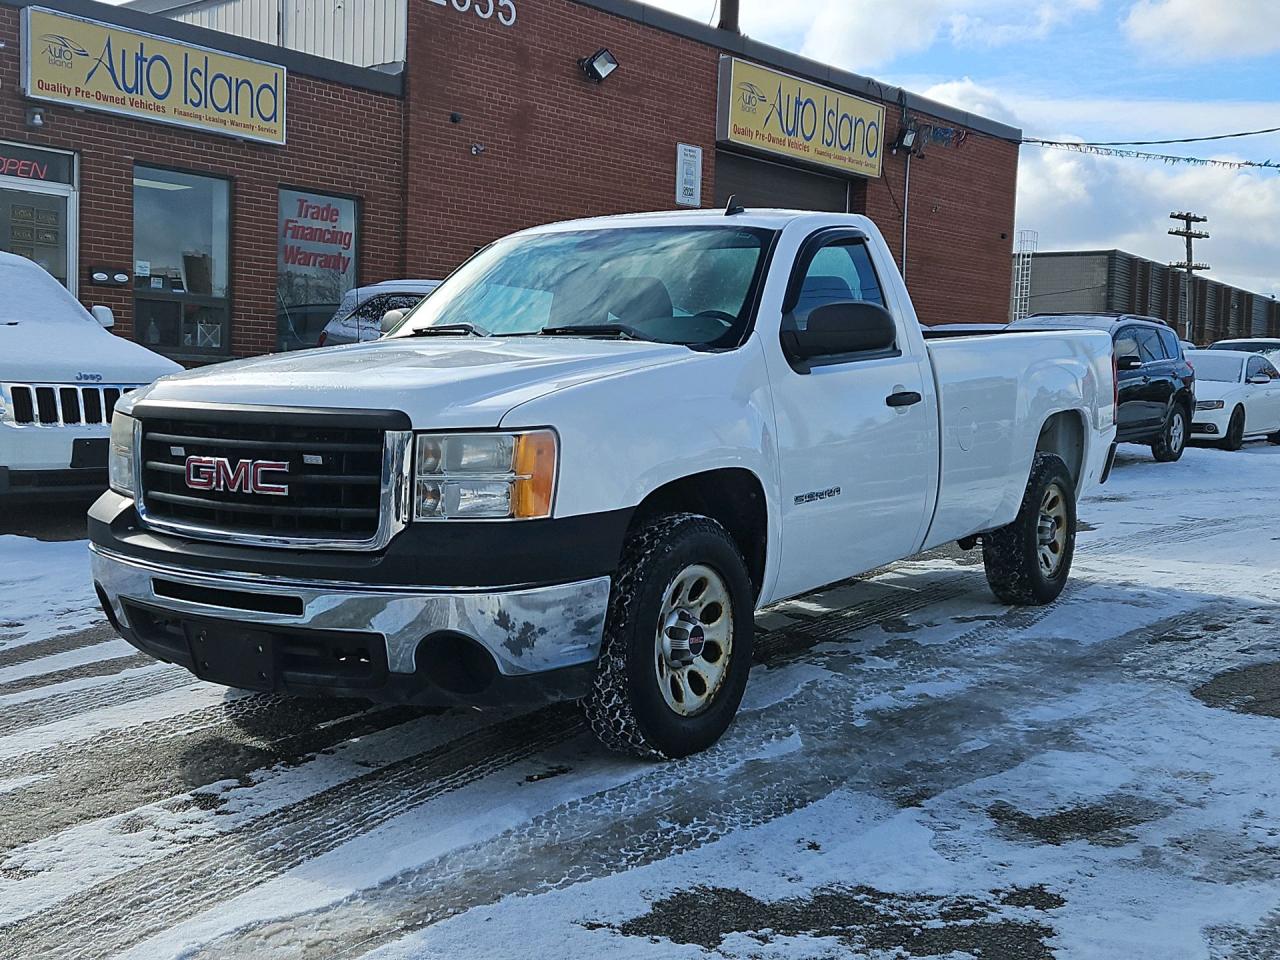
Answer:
[
  {"left": 792, "top": 240, "right": 885, "bottom": 331},
  {"left": 1134, "top": 328, "right": 1166, "bottom": 363},
  {"left": 133, "top": 166, "right": 231, "bottom": 359},
  {"left": 0, "top": 188, "right": 68, "bottom": 286},
  {"left": 1114, "top": 328, "right": 1140, "bottom": 360}
]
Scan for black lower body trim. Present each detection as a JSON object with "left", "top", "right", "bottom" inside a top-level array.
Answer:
[{"left": 89, "top": 491, "right": 632, "bottom": 590}]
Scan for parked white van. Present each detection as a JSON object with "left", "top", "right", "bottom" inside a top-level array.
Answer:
[{"left": 1, "top": 253, "right": 180, "bottom": 498}]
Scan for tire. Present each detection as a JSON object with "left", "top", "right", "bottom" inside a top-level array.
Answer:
[
  {"left": 582, "top": 513, "right": 754, "bottom": 760},
  {"left": 1151, "top": 404, "right": 1188, "bottom": 462},
  {"left": 1221, "top": 406, "right": 1246, "bottom": 451},
  {"left": 982, "top": 452, "right": 1076, "bottom": 606}
]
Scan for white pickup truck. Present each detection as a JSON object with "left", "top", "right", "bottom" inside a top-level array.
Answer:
[{"left": 89, "top": 210, "right": 1117, "bottom": 758}]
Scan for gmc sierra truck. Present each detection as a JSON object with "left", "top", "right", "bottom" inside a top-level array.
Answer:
[{"left": 89, "top": 209, "right": 1117, "bottom": 759}]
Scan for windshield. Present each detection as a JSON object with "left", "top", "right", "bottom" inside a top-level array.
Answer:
[
  {"left": 389, "top": 226, "right": 776, "bottom": 348},
  {"left": 1193, "top": 355, "right": 1243, "bottom": 382}
]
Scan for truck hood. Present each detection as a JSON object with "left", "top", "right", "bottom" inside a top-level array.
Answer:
[{"left": 130, "top": 336, "right": 692, "bottom": 427}]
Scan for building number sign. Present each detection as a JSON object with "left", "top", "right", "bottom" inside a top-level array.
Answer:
[{"left": 427, "top": 0, "right": 516, "bottom": 27}]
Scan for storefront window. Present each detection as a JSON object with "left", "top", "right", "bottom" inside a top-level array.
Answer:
[
  {"left": 276, "top": 187, "right": 358, "bottom": 350},
  {"left": 133, "top": 166, "right": 230, "bottom": 358},
  {"left": 0, "top": 142, "right": 77, "bottom": 291}
]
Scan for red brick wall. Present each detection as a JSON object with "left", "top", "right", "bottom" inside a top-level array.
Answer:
[
  {"left": 405, "top": 0, "right": 1017, "bottom": 326},
  {"left": 866, "top": 110, "right": 1019, "bottom": 326},
  {"left": 0, "top": 5, "right": 405, "bottom": 359},
  {"left": 402, "top": 0, "right": 719, "bottom": 279}
]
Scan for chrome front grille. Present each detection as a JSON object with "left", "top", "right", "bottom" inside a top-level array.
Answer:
[
  {"left": 2, "top": 383, "right": 134, "bottom": 426},
  {"left": 134, "top": 407, "right": 413, "bottom": 550}
]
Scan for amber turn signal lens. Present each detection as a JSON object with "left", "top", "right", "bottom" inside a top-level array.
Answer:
[{"left": 512, "top": 430, "right": 557, "bottom": 519}]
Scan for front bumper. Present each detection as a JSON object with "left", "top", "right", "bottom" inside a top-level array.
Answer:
[
  {"left": 91, "top": 545, "right": 611, "bottom": 706},
  {"left": 1192, "top": 406, "right": 1230, "bottom": 438}
]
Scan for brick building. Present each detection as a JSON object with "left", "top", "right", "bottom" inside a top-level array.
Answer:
[{"left": 1, "top": 0, "right": 1021, "bottom": 363}]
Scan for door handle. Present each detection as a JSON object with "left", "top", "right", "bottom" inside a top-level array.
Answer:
[{"left": 886, "top": 391, "right": 923, "bottom": 408}]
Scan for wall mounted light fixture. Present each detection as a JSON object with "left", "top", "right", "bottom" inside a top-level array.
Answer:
[{"left": 579, "top": 48, "right": 619, "bottom": 83}]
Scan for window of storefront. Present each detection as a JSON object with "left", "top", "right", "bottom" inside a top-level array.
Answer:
[
  {"left": 133, "top": 166, "right": 230, "bottom": 359},
  {"left": 0, "top": 142, "right": 77, "bottom": 293},
  {"left": 276, "top": 187, "right": 359, "bottom": 351}
]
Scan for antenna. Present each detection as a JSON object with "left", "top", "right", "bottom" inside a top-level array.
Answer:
[{"left": 725, "top": 194, "right": 745, "bottom": 216}]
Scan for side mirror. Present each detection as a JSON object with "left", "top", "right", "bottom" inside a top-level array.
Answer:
[
  {"left": 1249, "top": 374, "right": 1272, "bottom": 385},
  {"left": 1117, "top": 354, "right": 1143, "bottom": 371},
  {"left": 380, "top": 308, "right": 405, "bottom": 334},
  {"left": 782, "top": 301, "right": 897, "bottom": 367},
  {"left": 91, "top": 305, "right": 115, "bottom": 329}
]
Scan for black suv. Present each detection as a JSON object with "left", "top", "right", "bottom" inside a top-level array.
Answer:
[{"left": 1010, "top": 313, "right": 1196, "bottom": 462}]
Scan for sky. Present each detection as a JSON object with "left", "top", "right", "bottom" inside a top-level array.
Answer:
[{"left": 644, "top": 0, "right": 1280, "bottom": 297}]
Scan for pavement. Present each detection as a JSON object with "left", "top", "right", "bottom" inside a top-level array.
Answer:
[{"left": 1, "top": 442, "right": 1279, "bottom": 959}]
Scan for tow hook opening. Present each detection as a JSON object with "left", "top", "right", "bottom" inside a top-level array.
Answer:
[{"left": 417, "top": 632, "right": 500, "bottom": 696}]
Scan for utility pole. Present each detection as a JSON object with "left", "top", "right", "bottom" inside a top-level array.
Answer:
[{"left": 1169, "top": 212, "right": 1209, "bottom": 341}]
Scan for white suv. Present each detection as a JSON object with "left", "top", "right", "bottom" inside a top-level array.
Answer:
[{"left": 0, "top": 253, "right": 180, "bottom": 498}]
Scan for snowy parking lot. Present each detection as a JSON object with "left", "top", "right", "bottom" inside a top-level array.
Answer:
[{"left": 2, "top": 442, "right": 1280, "bottom": 960}]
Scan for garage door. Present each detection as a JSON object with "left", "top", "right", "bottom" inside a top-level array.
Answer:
[{"left": 714, "top": 151, "right": 851, "bottom": 213}]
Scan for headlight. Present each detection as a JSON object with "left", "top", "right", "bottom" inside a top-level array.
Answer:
[
  {"left": 1196, "top": 400, "right": 1225, "bottom": 411},
  {"left": 413, "top": 430, "right": 557, "bottom": 520},
  {"left": 109, "top": 413, "right": 136, "bottom": 496}
]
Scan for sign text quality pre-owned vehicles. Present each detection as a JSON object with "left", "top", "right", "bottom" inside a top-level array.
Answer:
[
  {"left": 22, "top": 7, "right": 286, "bottom": 144},
  {"left": 89, "top": 208, "right": 1117, "bottom": 763}
]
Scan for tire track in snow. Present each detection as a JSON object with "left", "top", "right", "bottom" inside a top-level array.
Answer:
[
  {"left": 0, "top": 624, "right": 119, "bottom": 669},
  {"left": 0, "top": 706, "right": 585, "bottom": 960},
  {"left": 0, "top": 653, "right": 155, "bottom": 697},
  {"left": 0, "top": 665, "right": 190, "bottom": 737},
  {"left": 0, "top": 696, "right": 439, "bottom": 854}
]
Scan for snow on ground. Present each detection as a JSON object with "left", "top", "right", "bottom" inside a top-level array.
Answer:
[
  {"left": 0, "top": 534, "right": 100, "bottom": 646},
  {"left": 2, "top": 441, "right": 1280, "bottom": 960}
]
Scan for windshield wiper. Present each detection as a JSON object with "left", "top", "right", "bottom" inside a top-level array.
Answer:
[
  {"left": 539, "top": 324, "right": 651, "bottom": 342},
  {"left": 406, "top": 322, "right": 491, "bottom": 338}
]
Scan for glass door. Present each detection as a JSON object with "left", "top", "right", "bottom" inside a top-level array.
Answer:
[{"left": 0, "top": 188, "right": 70, "bottom": 288}]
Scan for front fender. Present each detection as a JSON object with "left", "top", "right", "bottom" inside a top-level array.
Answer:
[{"left": 500, "top": 337, "right": 783, "bottom": 600}]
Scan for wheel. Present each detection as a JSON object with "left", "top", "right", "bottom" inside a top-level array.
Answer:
[
  {"left": 982, "top": 452, "right": 1076, "bottom": 606},
  {"left": 1221, "top": 406, "right": 1246, "bottom": 451},
  {"left": 582, "top": 513, "right": 754, "bottom": 759},
  {"left": 1151, "top": 405, "right": 1188, "bottom": 462}
]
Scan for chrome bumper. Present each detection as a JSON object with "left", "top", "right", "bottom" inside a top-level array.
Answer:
[{"left": 89, "top": 545, "right": 611, "bottom": 677}]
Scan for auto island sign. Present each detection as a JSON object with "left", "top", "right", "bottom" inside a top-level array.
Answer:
[
  {"left": 21, "top": 7, "right": 286, "bottom": 145},
  {"left": 717, "top": 57, "right": 884, "bottom": 179}
]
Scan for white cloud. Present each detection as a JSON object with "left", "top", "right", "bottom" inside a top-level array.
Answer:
[
  {"left": 923, "top": 79, "right": 1280, "bottom": 296},
  {"left": 1124, "top": 0, "right": 1280, "bottom": 61},
  {"left": 641, "top": 0, "right": 1096, "bottom": 71}
]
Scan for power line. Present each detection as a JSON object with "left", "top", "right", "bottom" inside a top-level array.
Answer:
[
  {"left": 1027, "top": 140, "right": 1280, "bottom": 171},
  {"left": 1026, "top": 125, "right": 1280, "bottom": 148}
]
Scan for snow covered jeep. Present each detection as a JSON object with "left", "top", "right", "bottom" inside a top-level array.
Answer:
[
  {"left": 89, "top": 210, "right": 1117, "bottom": 758},
  {"left": 1, "top": 253, "right": 179, "bottom": 498}
]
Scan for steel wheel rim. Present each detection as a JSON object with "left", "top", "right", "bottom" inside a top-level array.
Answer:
[
  {"left": 1036, "top": 483, "right": 1069, "bottom": 578},
  {"left": 654, "top": 563, "right": 734, "bottom": 718},
  {"left": 1170, "top": 411, "right": 1185, "bottom": 452}
]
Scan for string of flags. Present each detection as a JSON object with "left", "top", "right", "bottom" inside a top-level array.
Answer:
[{"left": 1022, "top": 138, "right": 1280, "bottom": 171}]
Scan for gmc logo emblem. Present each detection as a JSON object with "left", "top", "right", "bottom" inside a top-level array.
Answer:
[{"left": 185, "top": 456, "right": 290, "bottom": 496}]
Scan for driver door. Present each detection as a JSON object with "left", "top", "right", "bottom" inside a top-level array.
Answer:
[{"left": 766, "top": 232, "right": 934, "bottom": 600}]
